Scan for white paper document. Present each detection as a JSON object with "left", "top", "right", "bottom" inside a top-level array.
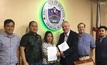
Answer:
[
  {"left": 58, "top": 41, "right": 69, "bottom": 51},
  {"left": 47, "top": 47, "right": 57, "bottom": 61}
]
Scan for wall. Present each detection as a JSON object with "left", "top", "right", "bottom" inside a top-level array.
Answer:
[{"left": 0, "top": 0, "right": 92, "bottom": 41}]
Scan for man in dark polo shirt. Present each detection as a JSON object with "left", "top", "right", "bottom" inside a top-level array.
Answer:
[{"left": 20, "top": 21, "right": 42, "bottom": 65}]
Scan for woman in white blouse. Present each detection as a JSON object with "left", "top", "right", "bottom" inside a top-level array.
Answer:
[{"left": 42, "top": 31, "right": 60, "bottom": 65}]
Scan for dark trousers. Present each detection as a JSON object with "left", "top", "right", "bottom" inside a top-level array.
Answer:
[
  {"left": 43, "top": 63, "right": 56, "bottom": 65},
  {"left": 60, "top": 58, "right": 74, "bottom": 65},
  {"left": 60, "top": 59, "right": 66, "bottom": 65}
]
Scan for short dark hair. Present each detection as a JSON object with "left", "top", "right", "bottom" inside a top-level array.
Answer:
[
  {"left": 98, "top": 26, "right": 107, "bottom": 31},
  {"left": 77, "top": 22, "right": 86, "bottom": 28},
  {"left": 29, "top": 21, "right": 37, "bottom": 27},
  {"left": 4, "top": 19, "right": 15, "bottom": 27},
  {"left": 44, "top": 31, "right": 54, "bottom": 44}
]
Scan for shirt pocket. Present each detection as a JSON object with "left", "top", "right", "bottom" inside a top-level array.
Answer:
[
  {"left": 83, "top": 39, "right": 90, "bottom": 46},
  {"left": 0, "top": 42, "right": 10, "bottom": 50}
]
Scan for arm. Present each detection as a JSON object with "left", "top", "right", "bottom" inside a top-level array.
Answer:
[
  {"left": 16, "top": 46, "right": 20, "bottom": 64},
  {"left": 20, "top": 46, "right": 29, "bottom": 65},
  {"left": 56, "top": 48, "right": 60, "bottom": 56},
  {"left": 90, "top": 48, "right": 94, "bottom": 58},
  {"left": 56, "top": 34, "right": 64, "bottom": 57},
  {"left": 0, "top": 39, "right": 2, "bottom": 49},
  {"left": 42, "top": 43, "right": 47, "bottom": 57},
  {"left": 90, "top": 35, "right": 96, "bottom": 49},
  {"left": 90, "top": 35, "right": 96, "bottom": 58},
  {"left": 16, "top": 36, "right": 20, "bottom": 65}
]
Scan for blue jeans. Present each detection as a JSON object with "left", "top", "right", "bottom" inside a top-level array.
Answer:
[
  {"left": 43, "top": 63, "right": 56, "bottom": 65},
  {"left": 30, "top": 61, "right": 42, "bottom": 65}
]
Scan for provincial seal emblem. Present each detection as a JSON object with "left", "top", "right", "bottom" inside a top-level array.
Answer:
[{"left": 42, "top": 0, "right": 65, "bottom": 30}]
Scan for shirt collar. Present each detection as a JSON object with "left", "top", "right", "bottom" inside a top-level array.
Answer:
[
  {"left": 79, "top": 32, "right": 85, "bottom": 37},
  {"left": 100, "top": 35, "right": 106, "bottom": 40},
  {"left": 29, "top": 31, "right": 37, "bottom": 35},
  {"left": 65, "top": 30, "right": 70, "bottom": 36},
  {"left": 3, "top": 31, "right": 15, "bottom": 38}
]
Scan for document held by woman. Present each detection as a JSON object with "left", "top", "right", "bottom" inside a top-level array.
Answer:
[{"left": 47, "top": 47, "right": 57, "bottom": 61}]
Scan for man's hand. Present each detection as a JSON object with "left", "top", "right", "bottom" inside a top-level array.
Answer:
[
  {"left": 23, "top": 62, "right": 29, "bottom": 65},
  {"left": 60, "top": 51, "right": 65, "bottom": 58},
  {"left": 56, "top": 48, "right": 60, "bottom": 56}
]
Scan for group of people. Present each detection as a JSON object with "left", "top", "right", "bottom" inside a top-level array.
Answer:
[{"left": 0, "top": 19, "right": 107, "bottom": 65}]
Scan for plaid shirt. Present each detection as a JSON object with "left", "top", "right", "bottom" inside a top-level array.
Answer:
[{"left": 0, "top": 32, "right": 20, "bottom": 65}]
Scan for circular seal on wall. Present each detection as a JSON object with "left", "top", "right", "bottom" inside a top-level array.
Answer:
[{"left": 42, "top": 0, "right": 65, "bottom": 30}]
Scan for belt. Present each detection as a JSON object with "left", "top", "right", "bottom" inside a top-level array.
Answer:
[{"left": 79, "top": 55, "right": 89, "bottom": 58}]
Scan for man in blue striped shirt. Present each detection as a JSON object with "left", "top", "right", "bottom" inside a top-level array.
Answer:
[
  {"left": 77, "top": 22, "right": 96, "bottom": 60},
  {"left": 0, "top": 19, "right": 20, "bottom": 65}
]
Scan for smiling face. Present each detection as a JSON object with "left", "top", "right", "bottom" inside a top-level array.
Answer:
[
  {"left": 62, "top": 21, "right": 70, "bottom": 34},
  {"left": 46, "top": 33, "right": 53, "bottom": 43},
  {"left": 44, "top": 31, "right": 53, "bottom": 44},
  {"left": 4, "top": 21, "right": 15, "bottom": 35},
  {"left": 98, "top": 28, "right": 107, "bottom": 38},
  {"left": 29, "top": 22, "right": 38, "bottom": 33},
  {"left": 78, "top": 23, "right": 85, "bottom": 34}
]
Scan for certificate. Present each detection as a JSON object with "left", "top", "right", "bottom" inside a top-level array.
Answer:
[
  {"left": 58, "top": 41, "right": 69, "bottom": 51},
  {"left": 47, "top": 47, "right": 57, "bottom": 61}
]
